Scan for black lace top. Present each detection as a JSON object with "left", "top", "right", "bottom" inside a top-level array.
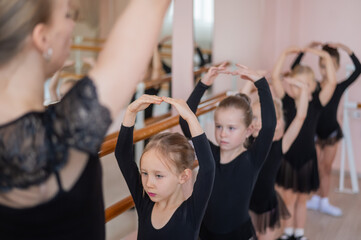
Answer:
[
  {"left": 0, "top": 77, "right": 111, "bottom": 192},
  {"left": 0, "top": 77, "right": 111, "bottom": 239}
]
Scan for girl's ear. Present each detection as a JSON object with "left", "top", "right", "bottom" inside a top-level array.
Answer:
[
  {"left": 245, "top": 125, "right": 254, "bottom": 138},
  {"left": 179, "top": 168, "right": 192, "bottom": 184}
]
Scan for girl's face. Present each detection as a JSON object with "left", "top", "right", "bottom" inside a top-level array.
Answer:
[
  {"left": 289, "top": 73, "right": 313, "bottom": 98},
  {"left": 251, "top": 103, "right": 261, "bottom": 138},
  {"left": 140, "top": 149, "right": 183, "bottom": 202},
  {"left": 319, "top": 57, "right": 339, "bottom": 79},
  {"left": 45, "top": 0, "right": 76, "bottom": 76},
  {"left": 252, "top": 102, "right": 285, "bottom": 140},
  {"left": 214, "top": 107, "right": 252, "bottom": 152}
]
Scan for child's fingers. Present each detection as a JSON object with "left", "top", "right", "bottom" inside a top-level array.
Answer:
[
  {"left": 235, "top": 63, "right": 248, "bottom": 69},
  {"left": 161, "top": 96, "right": 174, "bottom": 104},
  {"left": 219, "top": 61, "right": 228, "bottom": 68},
  {"left": 217, "top": 70, "right": 232, "bottom": 75},
  {"left": 140, "top": 94, "right": 163, "bottom": 104},
  {"left": 162, "top": 97, "right": 185, "bottom": 108}
]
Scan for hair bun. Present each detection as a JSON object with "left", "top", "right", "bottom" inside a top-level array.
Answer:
[{"left": 235, "top": 93, "right": 251, "bottom": 105}]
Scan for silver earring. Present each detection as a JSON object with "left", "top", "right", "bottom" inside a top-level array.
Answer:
[{"left": 43, "top": 48, "right": 53, "bottom": 62}]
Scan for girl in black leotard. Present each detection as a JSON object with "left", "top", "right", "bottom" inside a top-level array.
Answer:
[
  {"left": 249, "top": 78, "right": 309, "bottom": 240},
  {"left": 272, "top": 46, "right": 337, "bottom": 240},
  {"left": 114, "top": 95, "right": 215, "bottom": 240},
  {"left": 179, "top": 64, "right": 276, "bottom": 240},
  {"left": 291, "top": 42, "right": 361, "bottom": 217}
]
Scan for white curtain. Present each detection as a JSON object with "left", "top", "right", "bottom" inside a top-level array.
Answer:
[{"left": 194, "top": 0, "right": 214, "bottom": 50}]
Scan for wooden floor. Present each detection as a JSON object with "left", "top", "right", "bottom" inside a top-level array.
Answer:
[{"left": 303, "top": 173, "right": 361, "bottom": 240}]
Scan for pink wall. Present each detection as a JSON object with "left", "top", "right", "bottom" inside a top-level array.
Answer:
[
  {"left": 213, "top": 0, "right": 361, "bottom": 173},
  {"left": 172, "top": 0, "right": 194, "bottom": 100}
]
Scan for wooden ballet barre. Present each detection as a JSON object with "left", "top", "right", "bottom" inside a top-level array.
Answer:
[
  {"left": 71, "top": 44, "right": 102, "bottom": 52},
  {"left": 144, "top": 112, "right": 172, "bottom": 126},
  {"left": 81, "top": 37, "right": 106, "bottom": 44},
  {"left": 59, "top": 72, "right": 84, "bottom": 80},
  {"left": 58, "top": 72, "right": 171, "bottom": 89},
  {"left": 160, "top": 43, "right": 212, "bottom": 55},
  {"left": 194, "top": 61, "right": 230, "bottom": 76},
  {"left": 144, "top": 74, "right": 172, "bottom": 90},
  {"left": 105, "top": 195, "right": 135, "bottom": 223},
  {"left": 160, "top": 43, "right": 172, "bottom": 49},
  {"left": 103, "top": 112, "right": 172, "bottom": 142},
  {"left": 160, "top": 52, "right": 172, "bottom": 58},
  {"left": 99, "top": 92, "right": 226, "bottom": 158}
]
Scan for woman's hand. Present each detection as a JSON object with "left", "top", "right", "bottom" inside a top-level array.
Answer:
[{"left": 201, "top": 62, "right": 230, "bottom": 86}]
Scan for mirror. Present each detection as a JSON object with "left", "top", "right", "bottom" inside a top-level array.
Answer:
[{"left": 193, "top": 0, "right": 214, "bottom": 68}]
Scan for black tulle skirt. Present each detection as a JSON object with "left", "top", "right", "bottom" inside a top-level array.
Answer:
[
  {"left": 276, "top": 157, "right": 320, "bottom": 193},
  {"left": 316, "top": 126, "right": 343, "bottom": 149},
  {"left": 249, "top": 191, "right": 290, "bottom": 234}
]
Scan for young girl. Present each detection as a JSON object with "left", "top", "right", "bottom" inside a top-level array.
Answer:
[
  {"left": 249, "top": 78, "right": 309, "bottom": 240},
  {"left": 291, "top": 42, "right": 361, "bottom": 216},
  {"left": 272, "top": 46, "right": 336, "bottom": 240},
  {"left": 179, "top": 64, "right": 276, "bottom": 240},
  {"left": 114, "top": 95, "right": 215, "bottom": 240}
]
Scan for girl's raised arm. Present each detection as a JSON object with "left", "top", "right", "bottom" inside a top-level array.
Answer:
[
  {"left": 272, "top": 47, "right": 303, "bottom": 99},
  {"left": 179, "top": 63, "right": 229, "bottom": 138},
  {"left": 282, "top": 78, "right": 309, "bottom": 153},
  {"left": 163, "top": 97, "right": 204, "bottom": 137},
  {"left": 305, "top": 48, "right": 337, "bottom": 106},
  {"left": 89, "top": 0, "right": 171, "bottom": 119},
  {"left": 123, "top": 94, "right": 163, "bottom": 127}
]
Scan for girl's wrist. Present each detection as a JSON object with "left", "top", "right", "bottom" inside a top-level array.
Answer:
[{"left": 184, "top": 114, "right": 198, "bottom": 124}]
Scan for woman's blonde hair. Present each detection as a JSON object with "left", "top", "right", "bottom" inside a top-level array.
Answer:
[{"left": 0, "top": 0, "right": 52, "bottom": 65}]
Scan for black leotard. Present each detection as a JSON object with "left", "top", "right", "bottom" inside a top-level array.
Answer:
[
  {"left": 180, "top": 78, "right": 276, "bottom": 239},
  {"left": 0, "top": 77, "right": 112, "bottom": 240},
  {"left": 276, "top": 89, "right": 322, "bottom": 192},
  {"left": 250, "top": 139, "right": 290, "bottom": 233},
  {"left": 114, "top": 126, "right": 215, "bottom": 240}
]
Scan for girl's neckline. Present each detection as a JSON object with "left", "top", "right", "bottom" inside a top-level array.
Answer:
[
  {"left": 219, "top": 148, "right": 247, "bottom": 166},
  {"left": 150, "top": 199, "right": 187, "bottom": 231}
]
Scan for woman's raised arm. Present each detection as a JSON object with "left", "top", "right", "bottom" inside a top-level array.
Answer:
[{"left": 89, "top": 0, "right": 171, "bottom": 118}]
